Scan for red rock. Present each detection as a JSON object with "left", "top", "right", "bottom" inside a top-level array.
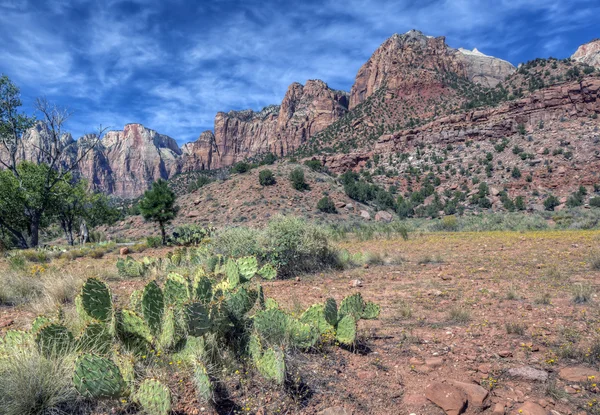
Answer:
[
  {"left": 447, "top": 380, "right": 489, "bottom": 407},
  {"left": 0, "top": 318, "right": 14, "bottom": 328},
  {"left": 491, "top": 403, "right": 505, "bottom": 415},
  {"left": 512, "top": 401, "right": 548, "bottom": 415},
  {"left": 374, "top": 211, "right": 393, "bottom": 222},
  {"left": 425, "top": 357, "right": 445, "bottom": 368},
  {"left": 559, "top": 366, "right": 600, "bottom": 382},
  {"left": 425, "top": 382, "right": 467, "bottom": 415},
  {"left": 119, "top": 247, "right": 129, "bottom": 256}
]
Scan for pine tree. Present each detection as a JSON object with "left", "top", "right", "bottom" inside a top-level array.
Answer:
[{"left": 139, "top": 179, "right": 179, "bottom": 245}]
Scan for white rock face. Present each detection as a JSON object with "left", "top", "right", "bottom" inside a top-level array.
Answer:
[{"left": 572, "top": 39, "right": 600, "bottom": 68}]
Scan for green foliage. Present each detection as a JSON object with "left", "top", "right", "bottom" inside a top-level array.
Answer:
[
  {"left": 80, "top": 278, "right": 112, "bottom": 322},
  {"left": 255, "top": 348, "right": 286, "bottom": 385},
  {"left": 184, "top": 302, "right": 211, "bottom": 337},
  {"left": 335, "top": 315, "right": 357, "bottom": 345},
  {"left": 77, "top": 322, "right": 112, "bottom": 355},
  {"left": 304, "top": 159, "right": 323, "bottom": 172},
  {"left": 259, "top": 169, "right": 276, "bottom": 186},
  {"left": 35, "top": 323, "right": 74, "bottom": 357},
  {"left": 187, "top": 175, "right": 213, "bottom": 192},
  {"left": 193, "top": 362, "right": 213, "bottom": 403},
  {"left": 231, "top": 161, "right": 251, "bottom": 174},
  {"left": 317, "top": 196, "right": 337, "bottom": 213},
  {"left": 73, "top": 354, "right": 126, "bottom": 399},
  {"left": 259, "top": 152, "right": 277, "bottom": 165},
  {"left": 258, "top": 263, "right": 277, "bottom": 280},
  {"left": 139, "top": 179, "right": 179, "bottom": 245},
  {"left": 116, "top": 256, "right": 148, "bottom": 278},
  {"left": 146, "top": 236, "right": 162, "bottom": 248},
  {"left": 164, "top": 273, "right": 190, "bottom": 306},
  {"left": 172, "top": 224, "right": 211, "bottom": 246},
  {"left": 544, "top": 195, "right": 560, "bottom": 211},
  {"left": 289, "top": 168, "right": 309, "bottom": 191},
  {"left": 135, "top": 379, "right": 172, "bottom": 415},
  {"left": 512, "top": 166, "right": 521, "bottom": 179},
  {"left": 142, "top": 281, "right": 164, "bottom": 336}
]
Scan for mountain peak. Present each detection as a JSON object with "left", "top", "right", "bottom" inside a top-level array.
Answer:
[{"left": 572, "top": 38, "right": 600, "bottom": 68}]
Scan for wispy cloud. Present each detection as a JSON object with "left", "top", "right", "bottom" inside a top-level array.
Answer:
[{"left": 0, "top": 0, "right": 598, "bottom": 145}]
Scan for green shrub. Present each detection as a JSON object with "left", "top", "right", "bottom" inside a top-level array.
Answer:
[
  {"left": 259, "top": 152, "right": 277, "bottom": 165},
  {"left": 544, "top": 195, "right": 560, "bottom": 211},
  {"left": 304, "top": 159, "right": 323, "bottom": 172},
  {"left": 511, "top": 167, "right": 521, "bottom": 179},
  {"left": 231, "top": 161, "right": 251, "bottom": 174},
  {"left": 146, "top": 236, "right": 162, "bottom": 248},
  {"left": 172, "top": 224, "right": 211, "bottom": 246},
  {"left": 187, "top": 175, "right": 213, "bottom": 192},
  {"left": 515, "top": 196, "right": 526, "bottom": 210},
  {"left": 317, "top": 197, "right": 337, "bottom": 213},
  {"left": 590, "top": 197, "right": 600, "bottom": 208},
  {"left": 289, "top": 168, "right": 309, "bottom": 191},
  {"left": 259, "top": 170, "right": 276, "bottom": 186},
  {"left": 210, "top": 227, "right": 262, "bottom": 258}
]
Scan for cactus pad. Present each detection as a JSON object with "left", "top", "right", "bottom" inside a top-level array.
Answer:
[
  {"left": 35, "top": 323, "right": 74, "bottom": 357},
  {"left": 361, "top": 301, "right": 381, "bottom": 319},
  {"left": 323, "top": 298, "right": 338, "bottom": 326},
  {"left": 193, "top": 275, "right": 213, "bottom": 303},
  {"left": 73, "top": 354, "right": 126, "bottom": 399},
  {"left": 256, "top": 348, "right": 285, "bottom": 385},
  {"left": 300, "top": 304, "right": 333, "bottom": 335},
  {"left": 81, "top": 277, "right": 113, "bottom": 322},
  {"left": 129, "top": 289, "right": 143, "bottom": 314},
  {"left": 335, "top": 314, "right": 356, "bottom": 345},
  {"left": 184, "top": 301, "right": 211, "bottom": 337},
  {"left": 142, "top": 281, "right": 164, "bottom": 336},
  {"left": 164, "top": 273, "right": 190, "bottom": 306},
  {"left": 258, "top": 263, "right": 277, "bottom": 280},
  {"left": 77, "top": 322, "right": 112, "bottom": 355},
  {"left": 288, "top": 318, "right": 318, "bottom": 349},
  {"left": 225, "top": 258, "right": 240, "bottom": 288},
  {"left": 135, "top": 379, "right": 172, "bottom": 415},
  {"left": 253, "top": 308, "right": 289, "bottom": 346},
  {"left": 236, "top": 256, "right": 258, "bottom": 280},
  {"left": 158, "top": 306, "right": 177, "bottom": 350},
  {"left": 193, "top": 361, "right": 213, "bottom": 403},
  {"left": 31, "top": 315, "right": 52, "bottom": 334},
  {"left": 338, "top": 293, "right": 365, "bottom": 320}
]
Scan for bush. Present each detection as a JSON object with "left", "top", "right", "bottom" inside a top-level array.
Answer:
[
  {"left": 515, "top": 196, "right": 526, "bottom": 211},
  {"left": 187, "top": 175, "right": 213, "bottom": 192},
  {"left": 317, "top": 197, "right": 337, "bottom": 213},
  {"left": 544, "top": 195, "right": 560, "bottom": 211},
  {"left": 511, "top": 167, "right": 521, "bottom": 179},
  {"left": 259, "top": 170, "right": 276, "bottom": 186},
  {"left": 231, "top": 161, "right": 251, "bottom": 174},
  {"left": 0, "top": 350, "right": 79, "bottom": 415},
  {"left": 304, "top": 159, "right": 323, "bottom": 172},
  {"left": 210, "top": 227, "right": 262, "bottom": 258},
  {"left": 289, "top": 168, "right": 309, "bottom": 191},
  {"left": 146, "top": 236, "right": 162, "bottom": 248},
  {"left": 440, "top": 215, "right": 458, "bottom": 231},
  {"left": 263, "top": 216, "right": 340, "bottom": 277},
  {"left": 172, "top": 224, "right": 211, "bottom": 246},
  {"left": 259, "top": 152, "right": 277, "bottom": 165},
  {"left": 590, "top": 197, "right": 600, "bottom": 208}
]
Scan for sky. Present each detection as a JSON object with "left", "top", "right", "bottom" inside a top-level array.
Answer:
[{"left": 0, "top": 0, "right": 598, "bottom": 146}]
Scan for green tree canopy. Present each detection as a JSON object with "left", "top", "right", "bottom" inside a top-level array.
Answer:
[{"left": 139, "top": 179, "right": 179, "bottom": 245}]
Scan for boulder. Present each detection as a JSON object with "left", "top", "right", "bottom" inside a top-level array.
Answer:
[
  {"left": 360, "top": 210, "right": 371, "bottom": 220},
  {"left": 507, "top": 366, "right": 548, "bottom": 382},
  {"left": 512, "top": 401, "right": 548, "bottom": 415},
  {"left": 425, "top": 382, "right": 467, "bottom": 415},
  {"left": 559, "top": 366, "right": 600, "bottom": 383},
  {"left": 447, "top": 380, "right": 489, "bottom": 407},
  {"left": 119, "top": 247, "right": 130, "bottom": 256},
  {"left": 375, "top": 211, "right": 393, "bottom": 222}
]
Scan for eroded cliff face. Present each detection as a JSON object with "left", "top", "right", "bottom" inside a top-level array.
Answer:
[
  {"left": 572, "top": 39, "right": 600, "bottom": 68},
  {"left": 184, "top": 79, "right": 349, "bottom": 169},
  {"left": 349, "top": 30, "right": 515, "bottom": 109}
]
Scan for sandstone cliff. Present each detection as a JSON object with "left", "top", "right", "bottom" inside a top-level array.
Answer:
[{"left": 572, "top": 39, "right": 600, "bottom": 68}]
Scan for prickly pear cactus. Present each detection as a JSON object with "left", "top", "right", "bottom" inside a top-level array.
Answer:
[
  {"left": 0, "top": 330, "right": 32, "bottom": 358},
  {"left": 248, "top": 334, "right": 262, "bottom": 361},
  {"left": 264, "top": 298, "right": 279, "bottom": 310},
  {"left": 157, "top": 307, "right": 178, "bottom": 350},
  {"left": 258, "top": 263, "right": 277, "bottom": 280},
  {"left": 334, "top": 314, "right": 356, "bottom": 345},
  {"left": 81, "top": 277, "right": 113, "bottom": 322},
  {"left": 73, "top": 354, "right": 126, "bottom": 399},
  {"left": 323, "top": 298, "right": 338, "bottom": 326},
  {"left": 300, "top": 304, "right": 333, "bottom": 335},
  {"left": 114, "top": 353, "right": 135, "bottom": 391},
  {"left": 31, "top": 315, "right": 52, "bottom": 334},
  {"left": 35, "top": 323, "right": 74, "bottom": 357},
  {"left": 129, "top": 289, "right": 143, "bottom": 314},
  {"left": 135, "top": 379, "right": 172, "bottom": 415},
  {"left": 288, "top": 318, "right": 318, "bottom": 349},
  {"left": 225, "top": 286, "right": 257, "bottom": 321},
  {"left": 184, "top": 302, "right": 211, "bottom": 337},
  {"left": 193, "top": 275, "right": 213, "bottom": 303},
  {"left": 256, "top": 347, "right": 285, "bottom": 385},
  {"left": 117, "top": 310, "right": 153, "bottom": 344},
  {"left": 77, "top": 322, "right": 112, "bottom": 355},
  {"left": 225, "top": 258, "right": 240, "bottom": 288},
  {"left": 164, "top": 273, "right": 190, "bottom": 306},
  {"left": 193, "top": 361, "right": 213, "bottom": 403},
  {"left": 236, "top": 256, "right": 258, "bottom": 280},
  {"left": 142, "top": 281, "right": 164, "bottom": 336},
  {"left": 361, "top": 301, "right": 381, "bottom": 320},
  {"left": 338, "top": 293, "right": 365, "bottom": 320},
  {"left": 253, "top": 308, "right": 290, "bottom": 346}
]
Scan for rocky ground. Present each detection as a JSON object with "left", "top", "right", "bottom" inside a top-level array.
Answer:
[{"left": 2, "top": 230, "right": 600, "bottom": 414}]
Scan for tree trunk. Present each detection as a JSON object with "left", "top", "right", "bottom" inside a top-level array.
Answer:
[
  {"left": 160, "top": 223, "right": 167, "bottom": 246},
  {"left": 28, "top": 213, "right": 40, "bottom": 247},
  {"left": 80, "top": 221, "right": 89, "bottom": 245}
]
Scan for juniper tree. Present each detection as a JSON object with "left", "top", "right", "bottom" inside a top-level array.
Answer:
[{"left": 139, "top": 179, "right": 179, "bottom": 245}]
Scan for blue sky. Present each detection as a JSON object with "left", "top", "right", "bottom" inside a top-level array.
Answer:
[{"left": 0, "top": 0, "right": 598, "bottom": 145}]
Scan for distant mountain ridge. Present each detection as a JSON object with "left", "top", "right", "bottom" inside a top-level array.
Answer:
[{"left": 12, "top": 30, "right": 600, "bottom": 198}]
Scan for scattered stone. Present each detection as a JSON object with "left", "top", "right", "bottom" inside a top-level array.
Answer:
[
  {"left": 447, "top": 380, "right": 489, "bottom": 407},
  {"left": 360, "top": 210, "right": 371, "bottom": 220},
  {"left": 498, "top": 350, "right": 512, "bottom": 358},
  {"left": 0, "top": 318, "right": 14, "bottom": 329},
  {"left": 119, "top": 247, "right": 129, "bottom": 256},
  {"left": 187, "top": 211, "right": 200, "bottom": 218},
  {"left": 425, "top": 382, "right": 467, "bottom": 415},
  {"left": 491, "top": 403, "right": 505, "bottom": 415},
  {"left": 318, "top": 407, "right": 351, "bottom": 415},
  {"left": 558, "top": 366, "right": 600, "bottom": 382},
  {"left": 425, "top": 357, "right": 445, "bottom": 368},
  {"left": 512, "top": 401, "right": 548, "bottom": 415},
  {"left": 335, "top": 201, "right": 346, "bottom": 209},
  {"left": 375, "top": 210, "right": 393, "bottom": 222},
  {"left": 508, "top": 366, "right": 549, "bottom": 382},
  {"left": 350, "top": 279, "right": 363, "bottom": 287}
]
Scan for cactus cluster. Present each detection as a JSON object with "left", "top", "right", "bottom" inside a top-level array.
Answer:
[
  {"left": 116, "top": 256, "right": 150, "bottom": 278},
  {"left": 0, "top": 251, "right": 380, "bottom": 410}
]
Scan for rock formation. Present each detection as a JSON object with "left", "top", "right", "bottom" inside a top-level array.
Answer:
[
  {"left": 457, "top": 47, "right": 515, "bottom": 87},
  {"left": 571, "top": 38, "right": 600, "bottom": 68}
]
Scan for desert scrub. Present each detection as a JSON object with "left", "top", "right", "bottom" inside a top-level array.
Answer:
[
  {"left": 259, "top": 169, "right": 276, "bottom": 186},
  {"left": 448, "top": 306, "right": 470, "bottom": 324},
  {"left": 572, "top": 283, "right": 593, "bottom": 304},
  {"left": 505, "top": 322, "right": 527, "bottom": 335},
  {"left": 289, "top": 167, "right": 309, "bottom": 191},
  {"left": 0, "top": 349, "right": 79, "bottom": 415},
  {"left": 0, "top": 272, "right": 43, "bottom": 305},
  {"left": 317, "top": 196, "right": 337, "bottom": 213},
  {"left": 589, "top": 251, "right": 600, "bottom": 271}
]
